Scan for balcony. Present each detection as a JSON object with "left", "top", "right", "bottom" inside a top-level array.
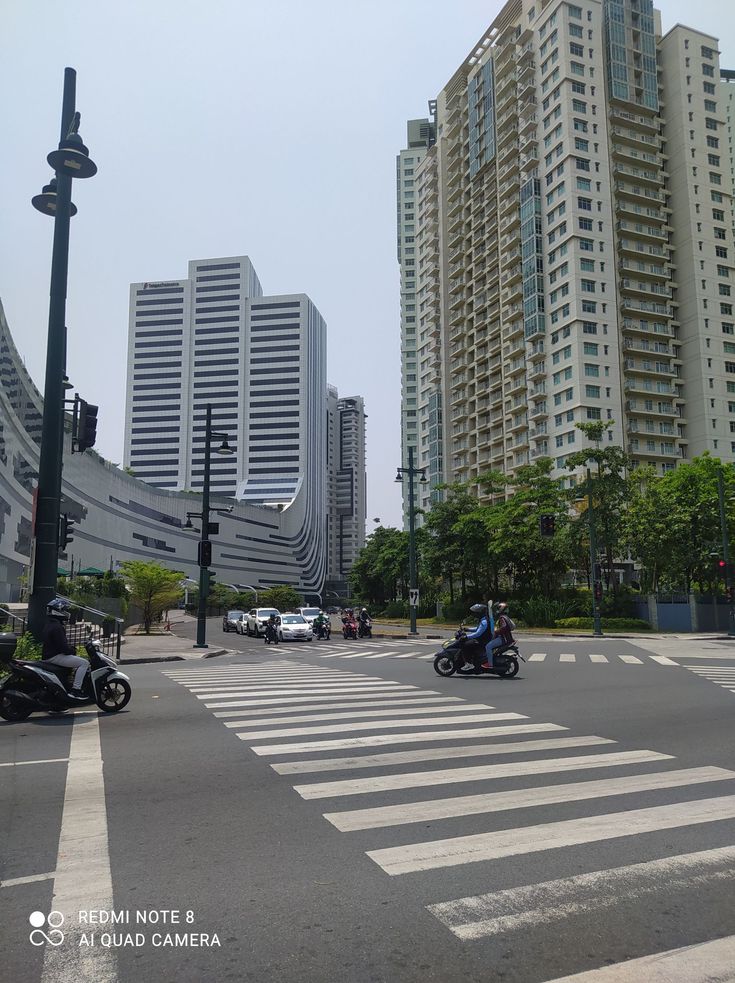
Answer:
[{"left": 621, "top": 297, "right": 675, "bottom": 317}]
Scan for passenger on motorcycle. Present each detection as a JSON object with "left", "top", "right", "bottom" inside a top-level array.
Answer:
[
  {"left": 42, "top": 598, "right": 89, "bottom": 700},
  {"left": 313, "top": 611, "right": 330, "bottom": 637},
  {"left": 481, "top": 602, "right": 516, "bottom": 669}
]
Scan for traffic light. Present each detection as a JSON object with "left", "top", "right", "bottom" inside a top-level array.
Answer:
[
  {"left": 76, "top": 399, "right": 98, "bottom": 452},
  {"left": 205, "top": 569, "right": 216, "bottom": 591},
  {"left": 58, "top": 513, "right": 76, "bottom": 551},
  {"left": 715, "top": 557, "right": 727, "bottom": 579},
  {"left": 593, "top": 580, "right": 603, "bottom": 602},
  {"left": 198, "top": 540, "right": 212, "bottom": 567},
  {"left": 594, "top": 562, "right": 602, "bottom": 581},
  {"left": 539, "top": 514, "right": 556, "bottom": 537}
]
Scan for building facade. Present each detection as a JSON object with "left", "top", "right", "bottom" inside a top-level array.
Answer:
[
  {"left": 326, "top": 389, "right": 367, "bottom": 593},
  {"left": 0, "top": 299, "right": 327, "bottom": 601},
  {"left": 402, "top": 0, "right": 735, "bottom": 505}
]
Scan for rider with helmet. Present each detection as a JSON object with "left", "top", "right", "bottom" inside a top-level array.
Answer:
[
  {"left": 462, "top": 601, "right": 515, "bottom": 670},
  {"left": 42, "top": 599, "right": 89, "bottom": 700}
]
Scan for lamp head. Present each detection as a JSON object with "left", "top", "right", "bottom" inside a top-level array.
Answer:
[
  {"left": 47, "top": 132, "right": 98, "bottom": 179},
  {"left": 395, "top": 470, "right": 403, "bottom": 483},
  {"left": 32, "top": 178, "right": 78, "bottom": 217},
  {"left": 420, "top": 472, "right": 428, "bottom": 484},
  {"left": 184, "top": 516, "right": 193, "bottom": 529},
  {"left": 216, "top": 438, "right": 234, "bottom": 456}
]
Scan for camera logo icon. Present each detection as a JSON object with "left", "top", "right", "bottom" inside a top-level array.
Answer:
[{"left": 29, "top": 911, "right": 65, "bottom": 946}]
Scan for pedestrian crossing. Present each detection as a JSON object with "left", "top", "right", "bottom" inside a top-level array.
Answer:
[
  {"left": 683, "top": 663, "right": 735, "bottom": 696},
  {"left": 276, "top": 643, "right": 678, "bottom": 666},
  {"left": 162, "top": 659, "right": 735, "bottom": 977}
]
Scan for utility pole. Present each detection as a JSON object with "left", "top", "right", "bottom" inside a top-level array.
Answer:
[{"left": 587, "top": 467, "right": 603, "bottom": 637}]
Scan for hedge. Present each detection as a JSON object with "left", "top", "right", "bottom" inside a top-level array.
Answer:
[{"left": 554, "top": 617, "right": 652, "bottom": 631}]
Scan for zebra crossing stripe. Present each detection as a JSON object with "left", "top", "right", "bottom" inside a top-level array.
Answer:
[
  {"left": 529, "top": 653, "right": 546, "bottom": 662},
  {"left": 427, "top": 845, "right": 735, "bottom": 942},
  {"left": 186, "top": 675, "right": 380, "bottom": 690},
  {"left": 367, "top": 794, "right": 735, "bottom": 876},
  {"left": 195, "top": 684, "right": 417, "bottom": 701},
  {"left": 540, "top": 932, "right": 735, "bottom": 982},
  {"left": 589, "top": 654, "right": 608, "bottom": 663},
  {"left": 222, "top": 703, "right": 492, "bottom": 729},
  {"left": 324, "top": 766, "right": 735, "bottom": 831},
  {"left": 294, "top": 749, "right": 671, "bottom": 800},
  {"left": 559, "top": 654, "right": 576, "bottom": 662},
  {"left": 649, "top": 655, "right": 679, "bottom": 666},
  {"left": 250, "top": 721, "right": 567, "bottom": 756},
  {"left": 235, "top": 711, "right": 526, "bottom": 742},
  {"left": 210, "top": 695, "right": 462, "bottom": 717},
  {"left": 619, "top": 655, "right": 643, "bottom": 664},
  {"left": 271, "top": 735, "right": 616, "bottom": 775},
  {"left": 204, "top": 691, "right": 444, "bottom": 711},
  {"left": 394, "top": 653, "right": 418, "bottom": 659}
]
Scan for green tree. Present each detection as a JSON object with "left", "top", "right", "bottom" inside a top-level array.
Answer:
[
  {"left": 349, "top": 526, "right": 409, "bottom": 606},
  {"left": 260, "top": 585, "right": 303, "bottom": 611},
  {"left": 422, "top": 484, "right": 478, "bottom": 602},
  {"left": 118, "top": 561, "right": 184, "bottom": 633}
]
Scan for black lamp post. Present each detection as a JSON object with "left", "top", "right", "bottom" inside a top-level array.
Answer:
[
  {"left": 585, "top": 467, "right": 603, "bottom": 637},
  {"left": 27, "top": 68, "right": 97, "bottom": 640},
  {"left": 191, "top": 404, "right": 233, "bottom": 649},
  {"left": 395, "top": 445, "right": 428, "bottom": 636}
]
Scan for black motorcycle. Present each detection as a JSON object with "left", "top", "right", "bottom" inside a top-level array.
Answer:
[
  {"left": 357, "top": 618, "right": 372, "bottom": 639},
  {"left": 264, "top": 621, "right": 279, "bottom": 645},
  {"left": 0, "top": 639, "right": 132, "bottom": 721},
  {"left": 315, "top": 621, "right": 331, "bottom": 640},
  {"left": 433, "top": 628, "right": 524, "bottom": 679}
]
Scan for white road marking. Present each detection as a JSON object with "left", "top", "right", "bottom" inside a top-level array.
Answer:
[
  {"left": 428, "top": 845, "right": 735, "bottom": 941},
  {"left": 394, "top": 652, "right": 419, "bottom": 659},
  {"left": 1, "top": 871, "right": 55, "bottom": 888},
  {"left": 0, "top": 758, "right": 69, "bottom": 767},
  {"left": 367, "top": 794, "right": 735, "bottom": 876},
  {"left": 235, "top": 711, "right": 526, "bottom": 741},
  {"left": 195, "top": 683, "right": 417, "bottom": 700},
  {"left": 41, "top": 713, "right": 116, "bottom": 983},
  {"left": 251, "top": 721, "right": 567, "bottom": 755},
  {"left": 222, "top": 703, "right": 492, "bottom": 729},
  {"left": 201, "top": 685, "right": 419, "bottom": 705},
  {"left": 540, "top": 933, "right": 735, "bottom": 983},
  {"left": 559, "top": 653, "right": 576, "bottom": 662},
  {"left": 417, "top": 654, "right": 435, "bottom": 660},
  {"left": 294, "top": 750, "right": 671, "bottom": 800},
  {"left": 649, "top": 655, "right": 679, "bottom": 666},
  {"left": 589, "top": 654, "right": 608, "bottom": 663},
  {"left": 529, "top": 653, "right": 547, "bottom": 662},
  {"left": 619, "top": 655, "right": 643, "bottom": 664},
  {"left": 364, "top": 653, "right": 394, "bottom": 659},
  {"left": 211, "top": 695, "right": 461, "bottom": 717},
  {"left": 186, "top": 677, "right": 380, "bottom": 691},
  {"left": 271, "top": 736, "right": 615, "bottom": 775},
  {"left": 324, "top": 766, "right": 735, "bottom": 831},
  {"left": 341, "top": 653, "right": 371, "bottom": 659},
  {"left": 202, "top": 690, "right": 442, "bottom": 710}
]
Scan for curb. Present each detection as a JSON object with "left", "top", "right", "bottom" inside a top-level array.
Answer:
[{"left": 119, "top": 647, "right": 230, "bottom": 666}]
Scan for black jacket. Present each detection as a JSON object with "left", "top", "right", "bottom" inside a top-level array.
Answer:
[{"left": 41, "top": 619, "right": 76, "bottom": 660}]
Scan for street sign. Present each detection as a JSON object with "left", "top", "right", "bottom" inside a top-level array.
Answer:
[{"left": 409, "top": 588, "right": 419, "bottom": 607}]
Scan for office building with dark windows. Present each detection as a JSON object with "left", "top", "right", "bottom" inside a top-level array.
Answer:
[{"left": 326, "top": 388, "right": 367, "bottom": 593}]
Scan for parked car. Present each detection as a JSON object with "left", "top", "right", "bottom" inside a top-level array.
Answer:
[
  {"left": 278, "top": 613, "right": 313, "bottom": 642},
  {"left": 244, "top": 608, "right": 281, "bottom": 637},
  {"left": 223, "top": 610, "right": 245, "bottom": 632},
  {"left": 297, "top": 607, "right": 321, "bottom": 627}
]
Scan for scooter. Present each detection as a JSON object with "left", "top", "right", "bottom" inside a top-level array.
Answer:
[
  {"left": 342, "top": 618, "right": 358, "bottom": 640},
  {"left": 0, "top": 639, "right": 132, "bottom": 721},
  {"left": 357, "top": 618, "right": 372, "bottom": 639},
  {"left": 315, "top": 622, "right": 331, "bottom": 640},
  {"left": 264, "top": 622, "right": 279, "bottom": 645},
  {"left": 432, "top": 628, "right": 525, "bottom": 679}
]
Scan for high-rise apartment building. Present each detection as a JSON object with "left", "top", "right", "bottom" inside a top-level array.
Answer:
[
  {"left": 124, "top": 256, "right": 327, "bottom": 511},
  {"left": 326, "top": 389, "right": 367, "bottom": 592},
  {"left": 397, "top": 118, "right": 436, "bottom": 526},
  {"left": 401, "top": 0, "right": 735, "bottom": 504}
]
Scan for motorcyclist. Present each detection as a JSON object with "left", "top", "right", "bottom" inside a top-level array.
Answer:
[
  {"left": 265, "top": 612, "right": 279, "bottom": 643},
  {"left": 358, "top": 607, "right": 371, "bottom": 626},
  {"left": 358, "top": 607, "right": 371, "bottom": 636},
  {"left": 42, "top": 598, "right": 89, "bottom": 700},
  {"left": 460, "top": 603, "right": 495, "bottom": 671},
  {"left": 313, "top": 611, "right": 330, "bottom": 638},
  {"left": 481, "top": 602, "right": 516, "bottom": 669}
]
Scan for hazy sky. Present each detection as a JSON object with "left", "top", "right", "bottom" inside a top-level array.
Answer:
[{"left": 2, "top": 1, "right": 734, "bottom": 529}]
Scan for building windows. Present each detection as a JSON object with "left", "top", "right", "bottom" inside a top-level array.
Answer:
[{"left": 585, "top": 385, "right": 601, "bottom": 398}]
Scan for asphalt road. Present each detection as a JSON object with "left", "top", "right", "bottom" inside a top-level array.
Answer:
[{"left": 2, "top": 620, "right": 735, "bottom": 983}]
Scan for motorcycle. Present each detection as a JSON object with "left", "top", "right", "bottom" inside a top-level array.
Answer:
[
  {"left": 357, "top": 618, "right": 372, "bottom": 639},
  {"left": 342, "top": 618, "right": 358, "bottom": 640},
  {"left": 264, "top": 621, "right": 279, "bottom": 645},
  {"left": 432, "top": 627, "right": 525, "bottom": 679},
  {"left": 0, "top": 639, "right": 132, "bottom": 721},
  {"left": 315, "top": 621, "right": 331, "bottom": 640}
]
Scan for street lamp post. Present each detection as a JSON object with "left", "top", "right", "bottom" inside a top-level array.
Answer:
[
  {"left": 586, "top": 467, "right": 603, "bottom": 637},
  {"left": 187, "top": 404, "right": 233, "bottom": 649},
  {"left": 28, "top": 68, "right": 97, "bottom": 640},
  {"left": 395, "top": 445, "right": 428, "bottom": 636}
]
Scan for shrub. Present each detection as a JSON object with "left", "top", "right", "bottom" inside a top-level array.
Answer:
[
  {"left": 554, "top": 617, "right": 652, "bottom": 631},
  {"left": 517, "top": 597, "right": 582, "bottom": 628},
  {"left": 381, "top": 600, "right": 408, "bottom": 619},
  {"left": 13, "top": 633, "right": 42, "bottom": 661}
]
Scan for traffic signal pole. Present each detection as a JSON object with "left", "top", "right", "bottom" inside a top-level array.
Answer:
[
  {"left": 587, "top": 467, "right": 603, "bottom": 637},
  {"left": 194, "top": 404, "right": 213, "bottom": 649},
  {"left": 716, "top": 467, "right": 735, "bottom": 637}
]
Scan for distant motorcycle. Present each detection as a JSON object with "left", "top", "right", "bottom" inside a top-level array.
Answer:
[
  {"left": 357, "top": 618, "right": 372, "bottom": 639},
  {"left": 264, "top": 622, "right": 279, "bottom": 645},
  {"left": 342, "top": 618, "right": 358, "bottom": 640},
  {"left": 432, "top": 626, "right": 524, "bottom": 679},
  {"left": 0, "top": 639, "right": 132, "bottom": 721},
  {"left": 315, "top": 622, "right": 331, "bottom": 640}
]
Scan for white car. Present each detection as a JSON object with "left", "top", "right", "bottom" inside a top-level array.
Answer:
[
  {"left": 278, "top": 614, "right": 313, "bottom": 642},
  {"left": 297, "top": 607, "right": 321, "bottom": 627},
  {"left": 244, "top": 608, "right": 281, "bottom": 637}
]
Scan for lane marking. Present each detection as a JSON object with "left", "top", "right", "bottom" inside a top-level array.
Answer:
[
  {"left": 367, "top": 794, "right": 735, "bottom": 876},
  {"left": 41, "top": 713, "right": 116, "bottom": 983},
  {"left": 540, "top": 933, "right": 735, "bottom": 983},
  {"left": 325, "top": 766, "right": 735, "bottom": 831},
  {"left": 529, "top": 653, "right": 547, "bottom": 662},
  {"left": 559, "top": 654, "right": 576, "bottom": 662},
  {"left": 1, "top": 871, "right": 55, "bottom": 888},
  {"left": 195, "top": 684, "right": 417, "bottom": 700},
  {"left": 202, "top": 690, "right": 442, "bottom": 710},
  {"left": 619, "top": 655, "right": 643, "bottom": 664},
  {"left": 295, "top": 750, "right": 672, "bottom": 800},
  {"left": 271, "top": 736, "right": 616, "bottom": 775},
  {"left": 649, "top": 655, "right": 679, "bottom": 666},
  {"left": 589, "top": 654, "right": 608, "bottom": 663},
  {"left": 428, "top": 846, "right": 735, "bottom": 942},
  {"left": 235, "top": 711, "right": 526, "bottom": 742},
  {"left": 211, "top": 695, "right": 461, "bottom": 717},
  {"left": 0, "top": 758, "right": 69, "bottom": 768},
  {"left": 250, "top": 721, "right": 567, "bottom": 756},
  {"left": 222, "top": 703, "right": 492, "bottom": 729}
]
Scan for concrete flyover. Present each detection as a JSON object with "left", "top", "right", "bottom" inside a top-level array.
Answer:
[{"left": 0, "top": 298, "right": 326, "bottom": 601}]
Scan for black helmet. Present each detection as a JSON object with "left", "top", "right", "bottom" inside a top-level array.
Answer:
[
  {"left": 47, "top": 598, "right": 72, "bottom": 620},
  {"left": 469, "top": 603, "right": 487, "bottom": 618}
]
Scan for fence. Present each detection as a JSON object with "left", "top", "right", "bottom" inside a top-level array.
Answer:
[
  {"left": 0, "top": 599, "right": 123, "bottom": 662},
  {"left": 633, "top": 594, "right": 733, "bottom": 633}
]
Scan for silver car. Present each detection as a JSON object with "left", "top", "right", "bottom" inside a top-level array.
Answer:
[
  {"left": 223, "top": 610, "right": 245, "bottom": 633},
  {"left": 277, "top": 614, "right": 313, "bottom": 642}
]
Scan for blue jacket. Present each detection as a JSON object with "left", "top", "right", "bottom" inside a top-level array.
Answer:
[{"left": 465, "top": 614, "right": 494, "bottom": 646}]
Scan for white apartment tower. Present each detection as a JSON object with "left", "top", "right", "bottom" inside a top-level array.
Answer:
[
  {"left": 403, "top": 0, "right": 735, "bottom": 504},
  {"left": 397, "top": 118, "right": 436, "bottom": 526},
  {"left": 124, "top": 256, "right": 327, "bottom": 511},
  {"left": 326, "top": 390, "right": 367, "bottom": 589}
]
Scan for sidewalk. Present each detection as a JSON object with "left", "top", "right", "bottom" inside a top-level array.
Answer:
[{"left": 119, "top": 613, "right": 232, "bottom": 664}]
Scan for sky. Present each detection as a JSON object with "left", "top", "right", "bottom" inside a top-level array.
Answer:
[{"left": 1, "top": 1, "right": 734, "bottom": 530}]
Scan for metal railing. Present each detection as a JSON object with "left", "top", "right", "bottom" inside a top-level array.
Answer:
[{"left": 0, "top": 599, "right": 123, "bottom": 662}]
